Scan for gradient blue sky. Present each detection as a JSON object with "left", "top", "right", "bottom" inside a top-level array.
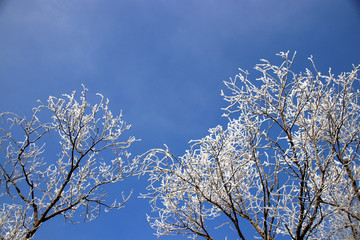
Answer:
[{"left": 0, "top": 0, "right": 359, "bottom": 239}]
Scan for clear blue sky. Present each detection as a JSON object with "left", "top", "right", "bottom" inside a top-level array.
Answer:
[{"left": 0, "top": 0, "right": 359, "bottom": 239}]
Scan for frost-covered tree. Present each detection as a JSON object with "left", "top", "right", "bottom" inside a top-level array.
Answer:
[
  {"left": 0, "top": 86, "right": 137, "bottom": 240},
  {"left": 142, "top": 52, "right": 360, "bottom": 240}
]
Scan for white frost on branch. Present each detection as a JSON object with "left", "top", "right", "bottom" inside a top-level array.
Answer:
[
  {"left": 0, "top": 85, "right": 138, "bottom": 239},
  {"left": 142, "top": 52, "right": 360, "bottom": 240}
]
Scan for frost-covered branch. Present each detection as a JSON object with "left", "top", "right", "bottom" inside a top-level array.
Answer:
[
  {"left": 142, "top": 52, "right": 360, "bottom": 239},
  {"left": 0, "top": 85, "right": 137, "bottom": 239}
]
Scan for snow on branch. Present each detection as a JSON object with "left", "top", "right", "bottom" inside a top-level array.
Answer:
[
  {"left": 142, "top": 52, "right": 360, "bottom": 240},
  {"left": 0, "top": 85, "right": 138, "bottom": 239}
]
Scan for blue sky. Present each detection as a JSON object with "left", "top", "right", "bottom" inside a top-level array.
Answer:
[{"left": 0, "top": 0, "right": 359, "bottom": 239}]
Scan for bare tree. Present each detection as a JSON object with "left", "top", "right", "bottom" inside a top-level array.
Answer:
[
  {"left": 142, "top": 52, "right": 360, "bottom": 239},
  {"left": 0, "top": 85, "right": 137, "bottom": 240}
]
